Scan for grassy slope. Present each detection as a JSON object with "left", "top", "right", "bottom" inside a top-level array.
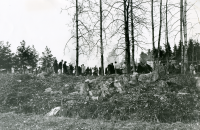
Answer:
[
  {"left": 0, "top": 113, "right": 200, "bottom": 130},
  {"left": 1, "top": 74, "right": 200, "bottom": 129}
]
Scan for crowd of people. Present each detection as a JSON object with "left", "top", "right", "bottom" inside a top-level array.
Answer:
[
  {"left": 11, "top": 59, "right": 198, "bottom": 76},
  {"left": 53, "top": 59, "right": 100, "bottom": 76},
  {"left": 52, "top": 59, "right": 154, "bottom": 76}
]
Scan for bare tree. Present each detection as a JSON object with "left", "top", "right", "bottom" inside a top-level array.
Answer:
[
  {"left": 131, "top": 0, "right": 135, "bottom": 72},
  {"left": 183, "top": 0, "right": 188, "bottom": 74},
  {"left": 75, "top": 0, "right": 79, "bottom": 76},
  {"left": 180, "top": 0, "right": 184, "bottom": 73},
  {"left": 165, "top": 0, "right": 170, "bottom": 66},
  {"left": 151, "top": 0, "right": 155, "bottom": 69},
  {"left": 124, "top": 0, "right": 131, "bottom": 74},
  {"left": 157, "top": 0, "right": 162, "bottom": 62},
  {"left": 100, "top": 0, "right": 104, "bottom": 75}
]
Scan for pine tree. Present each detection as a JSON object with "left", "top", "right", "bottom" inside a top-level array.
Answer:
[
  {"left": 40, "top": 46, "right": 54, "bottom": 72},
  {"left": 15, "top": 40, "right": 38, "bottom": 73},
  {"left": 0, "top": 42, "right": 13, "bottom": 71}
]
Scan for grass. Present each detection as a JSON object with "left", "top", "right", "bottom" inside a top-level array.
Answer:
[{"left": 0, "top": 112, "right": 200, "bottom": 130}]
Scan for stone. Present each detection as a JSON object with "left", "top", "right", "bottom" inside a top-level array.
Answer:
[
  {"left": 51, "top": 91, "right": 62, "bottom": 94},
  {"left": 151, "top": 71, "right": 159, "bottom": 82},
  {"left": 65, "top": 84, "right": 69, "bottom": 87},
  {"left": 138, "top": 73, "right": 151, "bottom": 83},
  {"left": 131, "top": 72, "right": 138, "bottom": 80},
  {"left": 158, "top": 80, "right": 168, "bottom": 88},
  {"left": 16, "top": 80, "right": 22, "bottom": 83},
  {"left": 101, "top": 81, "right": 110, "bottom": 97},
  {"left": 68, "top": 91, "right": 79, "bottom": 96},
  {"left": 195, "top": 77, "right": 200, "bottom": 91},
  {"left": 129, "top": 72, "right": 139, "bottom": 85},
  {"left": 37, "top": 72, "right": 46, "bottom": 79},
  {"left": 91, "top": 96, "right": 98, "bottom": 100},
  {"left": 114, "top": 80, "right": 123, "bottom": 93},
  {"left": 74, "top": 82, "right": 84, "bottom": 91},
  {"left": 79, "top": 83, "right": 86, "bottom": 95},
  {"left": 85, "top": 79, "right": 90, "bottom": 83},
  {"left": 46, "top": 106, "right": 61, "bottom": 116},
  {"left": 138, "top": 71, "right": 159, "bottom": 83},
  {"left": 129, "top": 81, "right": 137, "bottom": 85},
  {"left": 44, "top": 88, "right": 52, "bottom": 93}
]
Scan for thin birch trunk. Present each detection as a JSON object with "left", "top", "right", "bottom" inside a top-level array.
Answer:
[
  {"left": 165, "top": 0, "right": 169, "bottom": 69},
  {"left": 76, "top": 0, "right": 79, "bottom": 76},
  {"left": 158, "top": 0, "right": 162, "bottom": 63},
  {"left": 183, "top": 0, "right": 188, "bottom": 73},
  {"left": 100, "top": 0, "right": 104, "bottom": 75},
  {"left": 180, "top": 0, "right": 184, "bottom": 73}
]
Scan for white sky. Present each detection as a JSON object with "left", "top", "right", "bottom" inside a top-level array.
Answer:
[{"left": 0, "top": 0, "right": 200, "bottom": 67}]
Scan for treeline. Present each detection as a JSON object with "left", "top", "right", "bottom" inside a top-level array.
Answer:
[
  {"left": 0, "top": 40, "right": 54, "bottom": 73},
  {"left": 144, "top": 39, "right": 200, "bottom": 64}
]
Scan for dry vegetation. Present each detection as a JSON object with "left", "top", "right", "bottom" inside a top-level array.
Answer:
[{"left": 0, "top": 73, "right": 200, "bottom": 129}]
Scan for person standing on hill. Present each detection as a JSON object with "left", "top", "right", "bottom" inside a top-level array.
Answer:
[
  {"left": 110, "top": 63, "right": 115, "bottom": 74},
  {"left": 69, "top": 64, "right": 74, "bottom": 75},
  {"left": 63, "top": 61, "right": 67, "bottom": 74},
  {"left": 58, "top": 60, "right": 63, "bottom": 74},
  {"left": 93, "top": 66, "right": 98, "bottom": 76},
  {"left": 81, "top": 64, "right": 86, "bottom": 75},
  {"left": 53, "top": 59, "right": 58, "bottom": 74},
  {"left": 114, "top": 61, "right": 120, "bottom": 74}
]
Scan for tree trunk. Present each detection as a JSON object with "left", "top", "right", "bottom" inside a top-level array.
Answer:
[
  {"left": 165, "top": 0, "right": 169, "bottom": 71},
  {"left": 151, "top": 0, "right": 155, "bottom": 69},
  {"left": 183, "top": 0, "right": 188, "bottom": 73},
  {"left": 76, "top": 0, "right": 79, "bottom": 76},
  {"left": 124, "top": 0, "right": 131, "bottom": 74},
  {"left": 131, "top": 0, "right": 135, "bottom": 72},
  {"left": 158, "top": 0, "right": 162, "bottom": 63},
  {"left": 180, "top": 0, "right": 184, "bottom": 73},
  {"left": 192, "top": 44, "right": 194, "bottom": 64},
  {"left": 100, "top": 0, "right": 104, "bottom": 75}
]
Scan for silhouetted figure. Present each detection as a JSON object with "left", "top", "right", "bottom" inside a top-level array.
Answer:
[
  {"left": 69, "top": 64, "right": 74, "bottom": 75},
  {"left": 63, "top": 61, "right": 67, "bottom": 74},
  {"left": 93, "top": 66, "right": 98, "bottom": 76},
  {"left": 99, "top": 67, "right": 101, "bottom": 75},
  {"left": 78, "top": 66, "right": 81, "bottom": 75},
  {"left": 89, "top": 68, "right": 92, "bottom": 76},
  {"left": 85, "top": 67, "right": 90, "bottom": 75},
  {"left": 58, "top": 60, "right": 63, "bottom": 74},
  {"left": 105, "top": 67, "right": 108, "bottom": 75},
  {"left": 53, "top": 59, "right": 58, "bottom": 74},
  {"left": 110, "top": 63, "right": 115, "bottom": 74}
]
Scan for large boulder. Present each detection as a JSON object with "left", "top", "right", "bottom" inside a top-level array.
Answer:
[
  {"left": 46, "top": 106, "right": 61, "bottom": 116},
  {"left": 37, "top": 72, "right": 48, "bottom": 79},
  {"left": 151, "top": 71, "right": 159, "bottom": 82},
  {"left": 114, "top": 80, "right": 123, "bottom": 93},
  {"left": 138, "top": 71, "right": 159, "bottom": 83},
  {"left": 129, "top": 72, "right": 139, "bottom": 85}
]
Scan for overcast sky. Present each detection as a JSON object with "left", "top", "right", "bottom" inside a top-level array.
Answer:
[{"left": 0, "top": 0, "right": 200, "bottom": 67}]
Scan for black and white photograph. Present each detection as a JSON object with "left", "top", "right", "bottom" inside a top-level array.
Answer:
[{"left": 0, "top": 0, "right": 200, "bottom": 129}]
